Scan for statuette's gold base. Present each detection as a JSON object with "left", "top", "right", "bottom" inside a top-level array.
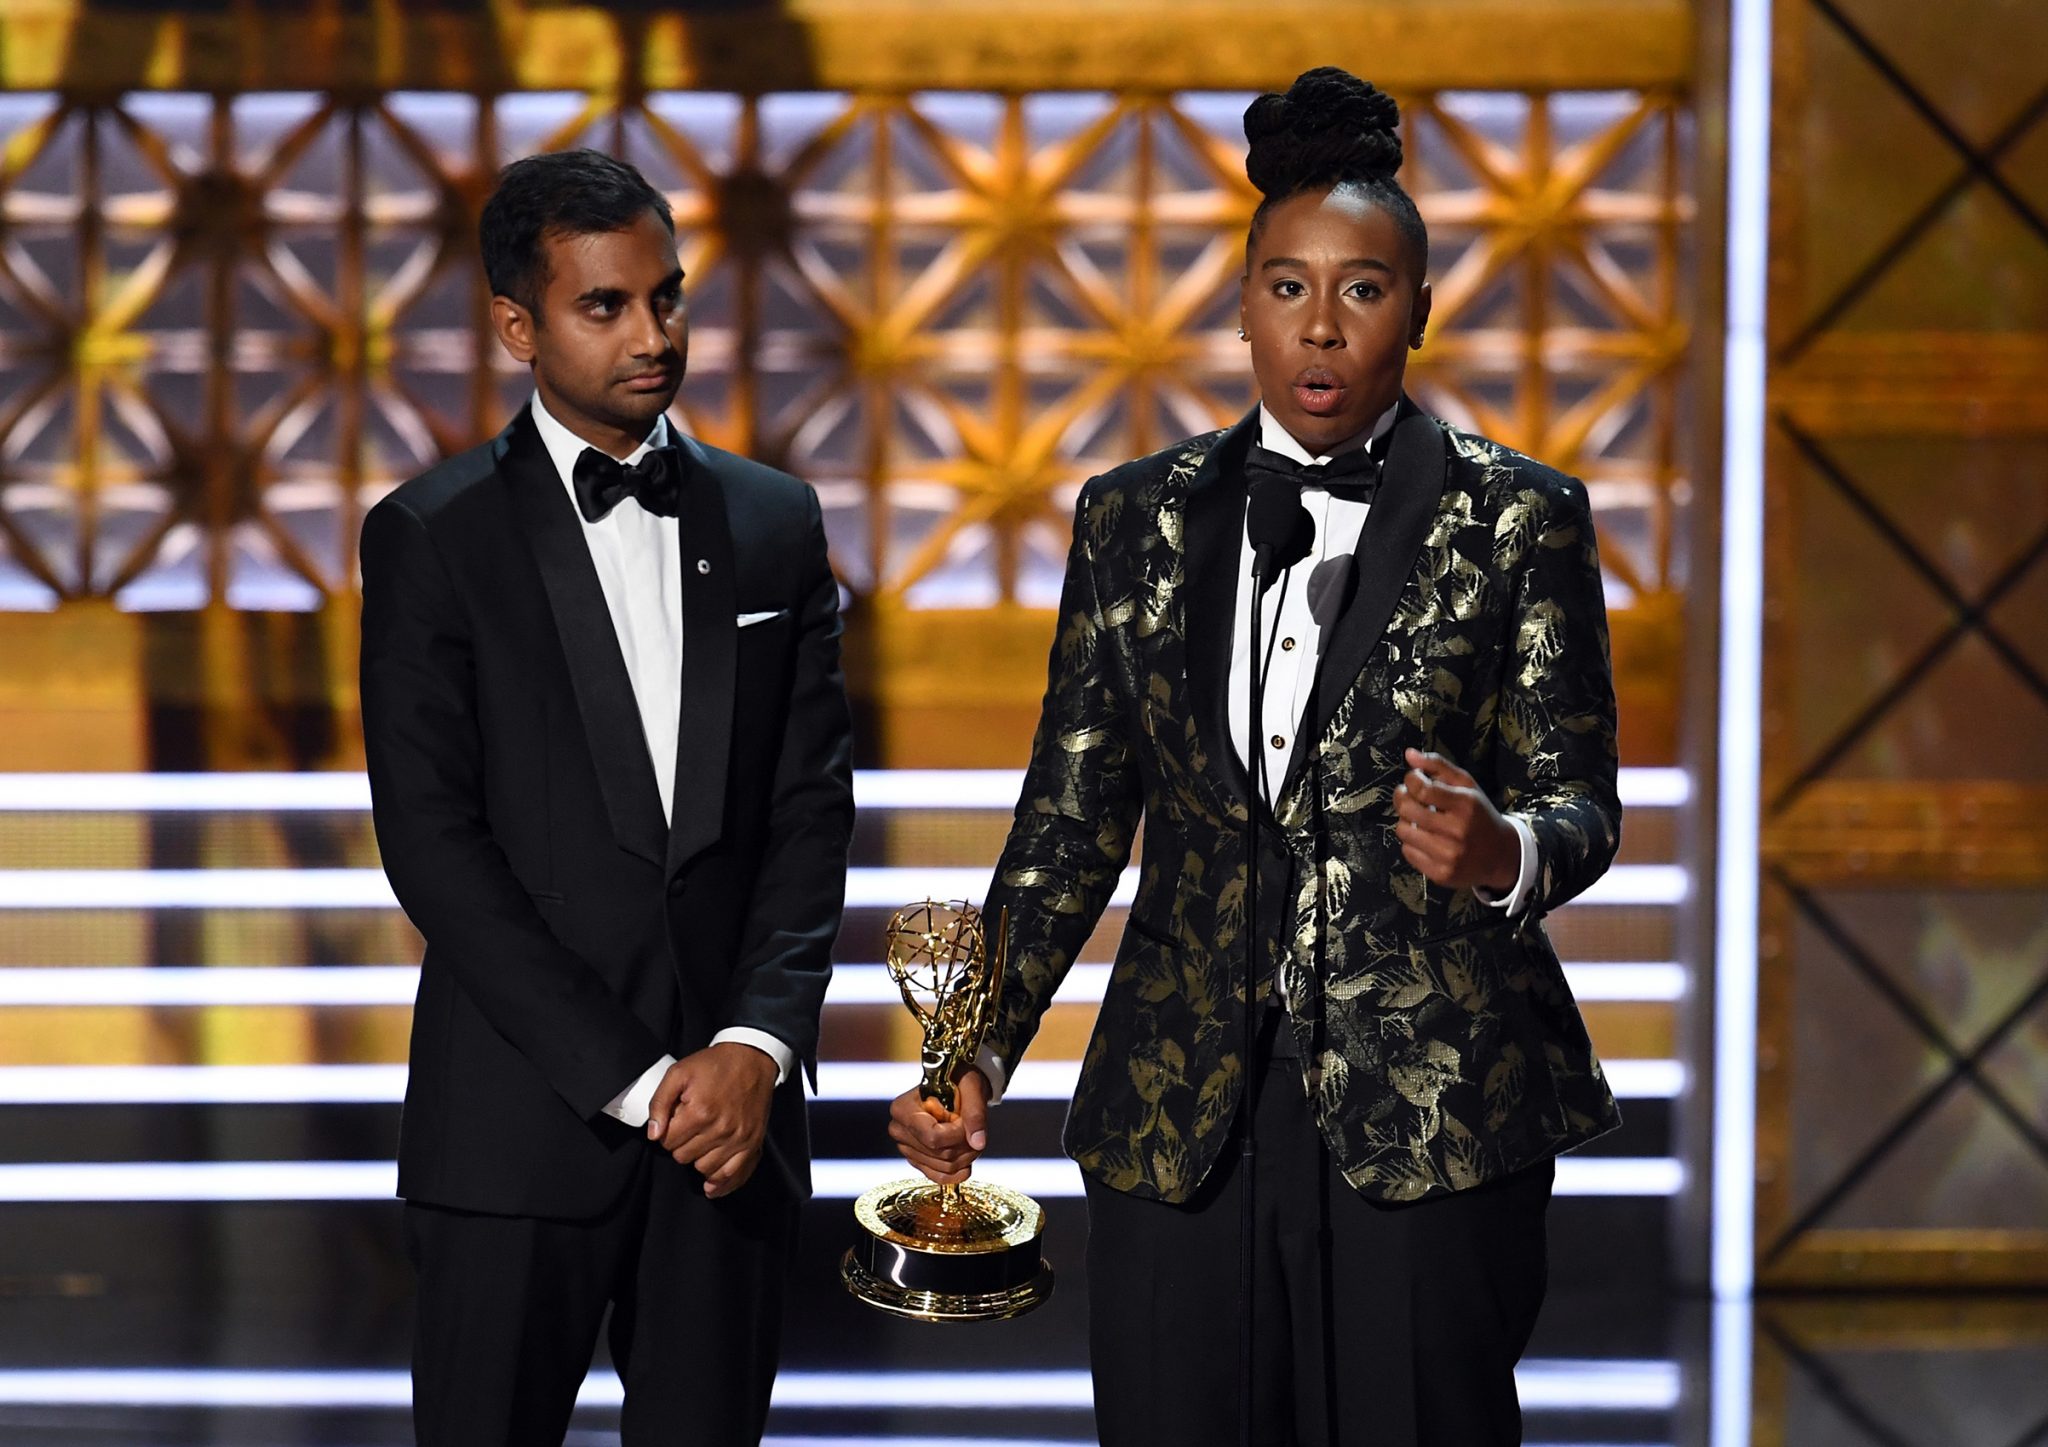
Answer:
[
  {"left": 842, "top": 1178, "right": 1055, "bottom": 1323},
  {"left": 839, "top": 1254, "right": 1054, "bottom": 1322}
]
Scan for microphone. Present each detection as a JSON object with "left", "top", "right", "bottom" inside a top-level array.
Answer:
[
  {"left": 1304, "top": 554, "right": 1357, "bottom": 633},
  {"left": 1247, "top": 476, "right": 1313, "bottom": 589},
  {"left": 1236, "top": 471, "right": 1313, "bottom": 1447}
]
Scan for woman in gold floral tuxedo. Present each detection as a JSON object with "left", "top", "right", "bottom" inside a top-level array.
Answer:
[{"left": 890, "top": 67, "right": 1623, "bottom": 1447}]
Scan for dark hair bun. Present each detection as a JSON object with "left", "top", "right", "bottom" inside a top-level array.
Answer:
[{"left": 1243, "top": 67, "right": 1403, "bottom": 199}]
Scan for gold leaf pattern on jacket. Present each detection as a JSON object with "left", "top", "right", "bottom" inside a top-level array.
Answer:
[{"left": 982, "top": 412, "right": 1622, "bottom": 1205}]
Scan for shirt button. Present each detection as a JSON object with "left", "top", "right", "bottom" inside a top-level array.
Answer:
[
  {"left": 1270, "top": 734, "right": 1286, "bottom": 750},
  {"left": 1281, "top": 637, "right": 1296, "bottom": 651}
]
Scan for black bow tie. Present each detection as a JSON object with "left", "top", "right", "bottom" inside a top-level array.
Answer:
[
  {"left": 1243, "top": 442, "right": 1384, "bottom": 503},
  {"left": 573, "top": 445, "right": 683, "bottom": 523}
]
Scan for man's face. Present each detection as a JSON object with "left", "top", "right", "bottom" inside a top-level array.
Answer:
[{"left": 491, "top": 208, "right": 687, "bottom": 451}]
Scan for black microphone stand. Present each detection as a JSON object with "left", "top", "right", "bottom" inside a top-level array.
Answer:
[
  {"left": 1239, "top": 558, "right": 1269, "bottom": 1447},
  {"left": 1238, "top": 483, "right": 1304, "bottom": 1447}
]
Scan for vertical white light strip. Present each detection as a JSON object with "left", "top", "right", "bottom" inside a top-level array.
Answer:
[
  {"left": 1714, "top": 0, "right": 1774, "bottom": 1305},
  {"left": 1711, "top": 1295, "right": 1756, "bottom": 1447}
]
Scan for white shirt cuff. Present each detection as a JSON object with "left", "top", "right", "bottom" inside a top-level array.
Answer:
[
  {"left": 1478, "top": 813, "right": 1540, "bottom": 916},
  {"left": 974, "top": 1045, "right": 1009, "bottom": 1106},
  {"left": 711, "top": 1027, "right": 796, "bottom": 1087},
  {"left": 603, "top": 1054, "right": 677, "bottom": 1128}
]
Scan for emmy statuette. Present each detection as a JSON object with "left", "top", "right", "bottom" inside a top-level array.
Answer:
[{"left": 840, "top": 900, "right": 1054, "bottom": 1322}]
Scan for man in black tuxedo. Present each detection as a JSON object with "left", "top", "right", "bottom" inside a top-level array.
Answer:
[{"left": 360, "top": 149, "right": 853, "bottom": 1446}]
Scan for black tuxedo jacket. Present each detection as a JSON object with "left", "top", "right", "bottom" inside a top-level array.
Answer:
[
  {"left": 360, "top": 406, "right": 854, "bottom": 1221},
  {"left": 984, "top": 401, "right": 1623, "bottom": 1204}
]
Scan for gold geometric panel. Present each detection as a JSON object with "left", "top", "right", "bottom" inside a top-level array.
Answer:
[
  {"left": 1757, "top": 1298, "right": 2048, "bottom": 1447},
  {"left": 1403, "top": 90, "right": 1693, "bottom": 610},
  {"left": 1834, "top": 187, "right": 2048, "bottom": 335},
  {"left": 1784, "top": 889, "right": 2048, "bottom": 1235},
  {"left": 1769, "top": 423, "right": 2048, "bottom": 808},
  {"left": 0, "top": 86, "right": 1692, "bottom": 623},
  {"left": 1818, "top": 0, "right": 2048, "bottom": 145},
  {"left": 1765, "top": 0, "right": 2048, "bottom": 1293},
  {"left": 1990, "top": 547, "right": 2048, "bottom": 681},
  {"left": 1778, "top": 0, "right": 2048, "bottom": 359},
  {"left": 1760, "top": 873, "right": 2048, "bottom": 1281},
  {"left": 1791, "top": 9, "right": 1964, "bottom": 333},
  {"left": 2010, "top": 108, "right": 2048, "bottom": 220}
]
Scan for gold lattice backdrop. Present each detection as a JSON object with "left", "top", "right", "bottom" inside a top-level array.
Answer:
[
  {"left": 0, "top": 88, "right": 1690, "bottom": 626},
  {"left": 1756, "top": 0, "right": 2048, "bottom": 1287}
]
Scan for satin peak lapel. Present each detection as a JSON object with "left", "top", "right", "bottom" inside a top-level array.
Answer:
[
  {"left": 1284, "top": 399, "right": 1448, "bottom": 792},
  {"left": 1181, "top": 408, "right": 1261, "bottom": 810},
  {"left": 666, "top": 435, "right": 736, "bottom": 877},
  {"left": 501, "top": 410, "right": 669, "bottom": 868}
]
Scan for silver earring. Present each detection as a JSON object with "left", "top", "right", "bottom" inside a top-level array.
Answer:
[{"left": 1237, "top": 328, "right": 1247, "bottom": 340}]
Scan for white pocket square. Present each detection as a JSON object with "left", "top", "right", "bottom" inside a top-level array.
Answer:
[{"left": 736, "top": 610, "right": 784, "bottom": 627}]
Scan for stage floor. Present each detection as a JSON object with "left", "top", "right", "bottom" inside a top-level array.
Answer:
[{"left": 0, "top": 1201, "right": 2043, "bottom": 1444}]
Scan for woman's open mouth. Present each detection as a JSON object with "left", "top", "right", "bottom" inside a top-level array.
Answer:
[{"left": 1292, "top": 368, "right": 1347, "bottom": 417}]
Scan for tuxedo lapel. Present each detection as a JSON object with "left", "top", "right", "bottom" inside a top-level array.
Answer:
[
  {"left": 1281, "top": 398, "right": 1448, "bottom": 795},
  {"left": 1181, "top": 409, "right": 1261, "bottom": 810},
  {"left": 500, "top": 408, "right": 669, "bottom": 868},
  {"left": 666, "top": 434, "right": 736, "bottom": 877}
]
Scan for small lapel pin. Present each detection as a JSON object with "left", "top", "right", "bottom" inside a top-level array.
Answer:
[{"left": 696, "top": 559, "right": 710, "bottom": 575}]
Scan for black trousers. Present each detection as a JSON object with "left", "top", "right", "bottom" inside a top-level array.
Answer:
[
  {"left": 405, "top": 1151, "right": 798, "bottom": 1447},
  {"left": 1085, "top": 1048, "right": 1554, "bottom": 1447}
]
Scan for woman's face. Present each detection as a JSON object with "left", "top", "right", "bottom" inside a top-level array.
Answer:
[{"left": 1239, "top": 186, "right": 1430, "bottom": 453}]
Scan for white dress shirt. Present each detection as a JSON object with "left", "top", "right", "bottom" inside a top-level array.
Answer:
[{"left": 526, "top": 394, "right": 795, "bottom": 1126}]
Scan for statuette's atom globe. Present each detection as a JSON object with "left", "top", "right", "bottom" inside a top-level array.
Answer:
[{"left": 882, "top": 899, "right": 987, "bottom": 1021}]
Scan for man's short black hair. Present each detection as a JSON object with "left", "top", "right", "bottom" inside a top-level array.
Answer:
[{"left": 479, "top": 148, "right": 675, "bottom": 316}]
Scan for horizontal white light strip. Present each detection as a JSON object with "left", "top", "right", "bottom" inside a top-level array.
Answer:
[
  {"left": 1577, "top": 865, "right": 1688, "bottom": 905},
  {"left": 0, "top": 773, "right": 376, "bottom": 812},
  {"left": 762, "top": 1440, "right": 1087, "bottom": 1447},
  {"left": 1615, "top": 767, "right": 1690, "bottom": 807},
  {"left": 829, "top": 959, "right": 1685, "bottom": 1006},
  {"left": 1556, "top": 1157, "right": 1687, "bottom": 1197},
  {"left": 0, "top": 1155, "right": 1682, "bottom": 1203},
  {"left": 827, "top": 963, "right": 1114, "bottom": 1005},
  {"left": 762, "top": 1440, "right": 1090, "bottom": 1447},
  {"left": 1517, "top": 1360, "right": 1681, "bottom": 1411},
  {"left": 0, "top": 862, "right": 1684, "bottom": 912},
  {"left": 0, "top": 1161, "right": 399, "bottom": 1201},
  {"left": 0, "top": 966, "right": 425, "bottom": 1006},
  {"left": 763, "top": 1372, "right": 1097, "bottom": 1409},
  {"left": 0, "top": 1066, "right": 411, "bottom": 1105},
  {"left": 842, "top": 868, "right": 1133, "bottom": 910},
  {"left": 0, "top": 867, "right": 1049, "bottom": 911},
  {"left": 0, "top": 1362, "right": 1677, "bottom": 1412},
  {"left": 0, "top": 1057, "right": 1682, "bottom": 1107},
  {"left": 1600, "top": 1059, "right": 1687, "bottom": 1099},
  {"left": 810, "top": 1157, "right": 1686, "bottom": 1200},
  {"left": 0, "top": 768, "right": 1689, "bottom": 813},
  {"left": 0, "top": 958, "right": 1686, "bottom": 1008},
  {"left": 816, "top": 1060, "right": 1079, "bottom": 1102},
  {"left": 818, "top": 1059, "right": 1681, "bottom": 1103},
  {"left": 853, "top": 770, "right": 1025, "bottom": 810},
  {"left": 0, "top": 1369, "right": 415, "bottom": 1409},
  {"left": 0, "top": 870, "right": 398, "bottom": 910},
  {"left": 1563, "top": 962, "right": 1689, "bottom": 1002}
]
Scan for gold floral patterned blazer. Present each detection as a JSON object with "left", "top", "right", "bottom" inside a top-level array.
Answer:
[{"left": 982, "top": 400, "right": 1624, "bottom": 1205}]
